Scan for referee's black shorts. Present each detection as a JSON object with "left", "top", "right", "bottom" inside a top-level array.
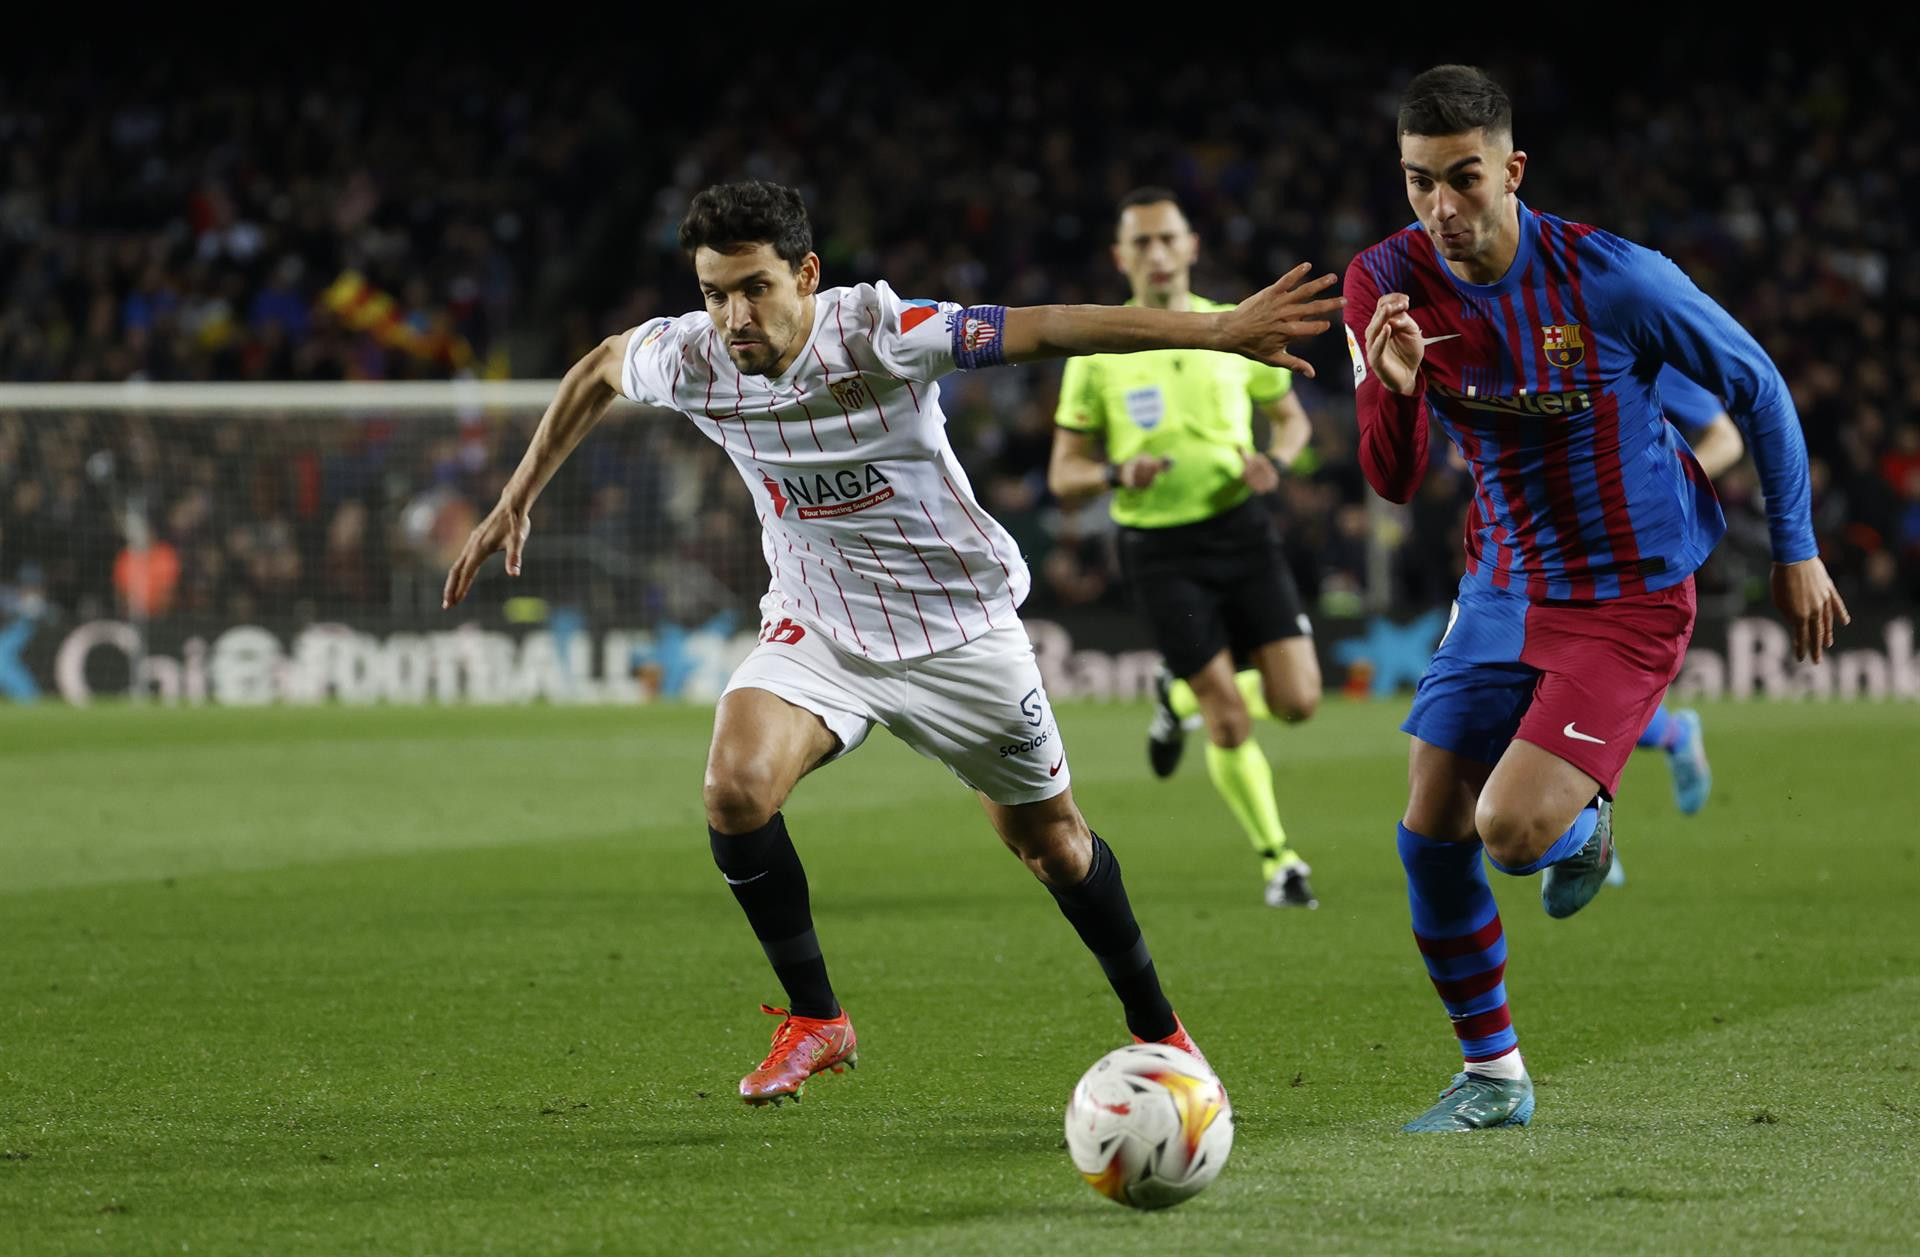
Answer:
[{"left": 1118, "top": 499, "right": 1311, "bottom": 680}]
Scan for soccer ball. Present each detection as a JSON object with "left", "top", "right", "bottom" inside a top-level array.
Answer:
[{"left": 1064, "top": 1043, "right": 1233, "bottom": 1210}]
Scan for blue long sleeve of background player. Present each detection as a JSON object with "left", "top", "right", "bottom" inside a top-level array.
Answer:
[
  {"left": 1609, "top": 247, "right": 1816, "bottom": 564},
  {"left": 1655, "top": 365, "right": 1722, "bottom": 437}
]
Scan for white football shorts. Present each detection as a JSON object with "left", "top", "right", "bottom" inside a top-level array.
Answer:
[{"left": 721, "top": 607, "right": 1070, "bottom": 806}]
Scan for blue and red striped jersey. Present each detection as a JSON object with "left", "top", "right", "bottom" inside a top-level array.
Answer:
[{"left": 1344, "top": 201, "right": 1814, "bottom": 602}]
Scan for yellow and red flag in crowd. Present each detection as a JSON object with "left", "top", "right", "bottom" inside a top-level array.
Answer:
[{"left": 318, "top": 271, "right": 475, "bottom": 369}]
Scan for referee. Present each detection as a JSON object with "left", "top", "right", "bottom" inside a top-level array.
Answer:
[{"left": 1049, "top": 188, "right": 1323, "bottom": 908}]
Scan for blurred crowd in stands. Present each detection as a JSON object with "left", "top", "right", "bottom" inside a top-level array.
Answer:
[{"left": 3, "top": 44, "right": 1915, "bottom": 628}]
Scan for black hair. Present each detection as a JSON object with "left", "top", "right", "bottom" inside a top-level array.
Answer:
[
  {"left": 677, "top": 180, "right": 813, "bottom": 267},
  {"left": 1397, "top": 65, "right": 1513, "bottom": 140},
  {"left": 1117, "top": 186, "right": 1183, "bottom": 218}
]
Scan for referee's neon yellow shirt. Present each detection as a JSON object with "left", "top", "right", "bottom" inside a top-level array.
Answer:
[{"left": 1055, "top": 294, "right": 1292, "bottom": 529}]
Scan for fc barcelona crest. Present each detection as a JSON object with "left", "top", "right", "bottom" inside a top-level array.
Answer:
[{"left": 1541, "top": 324, "right": 1585, "bottom": 369}]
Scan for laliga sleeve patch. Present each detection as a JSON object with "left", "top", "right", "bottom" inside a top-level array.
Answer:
[
  {"left": 900, "top": 299, "right": 940, "bottom": 334},
  {"left": 1346, "top": 323, "right": 1366, "bottom": 387}
]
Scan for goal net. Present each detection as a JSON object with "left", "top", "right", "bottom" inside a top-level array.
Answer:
[{"left": 0, "top": 383, "right": 768, "bottom": 706}]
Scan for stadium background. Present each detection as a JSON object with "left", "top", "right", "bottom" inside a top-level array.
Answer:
[
  {"left": 4, "top": 35, "right": 1917, "bottom": 1257},
  {"left": 1, "top": 42, "right": 1914, "bottom": 707}
]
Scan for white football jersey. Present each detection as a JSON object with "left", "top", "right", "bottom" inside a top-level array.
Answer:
[{"left": 620, "top": 282, "right": 1030, "bottom": 660}]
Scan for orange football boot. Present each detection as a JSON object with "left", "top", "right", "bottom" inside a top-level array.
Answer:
[
  {"left": 739, "top": 1003, "right": 858, "bottom": 1106},
  {"left": 1133, "top": 1012, "right": 1212, "bottom": 1075}
]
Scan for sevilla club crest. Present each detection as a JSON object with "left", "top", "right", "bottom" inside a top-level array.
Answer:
[
  {"left": 1541, "top": 324, "right": 1586, "bottom": 370},
  {"left": 829, "top": 377, "right": 871, "bottom": 411}
]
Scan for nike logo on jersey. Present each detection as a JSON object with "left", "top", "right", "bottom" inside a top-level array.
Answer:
[
  {"left": 1419, "top": 332, "right": 1462, "bottom": 347},
  {"left": 1563, "top": 722, "right": 1607, "bottom": 745},
  {"left": 1049, "top": 756, "right": 1065, "bottom": 777}
]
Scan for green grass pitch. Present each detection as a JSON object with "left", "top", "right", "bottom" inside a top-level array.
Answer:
[{"left": 2, "top": 698, "right": 1916, "bottom": 1255}]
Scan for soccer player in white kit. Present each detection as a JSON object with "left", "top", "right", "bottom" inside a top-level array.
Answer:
[{"left": 442, "top": 181, "right": 1342, "bottom": 1105}]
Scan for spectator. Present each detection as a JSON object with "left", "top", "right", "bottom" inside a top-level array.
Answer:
[{"left": 0, "top": 45, "right": 1911, "bottom": 626}]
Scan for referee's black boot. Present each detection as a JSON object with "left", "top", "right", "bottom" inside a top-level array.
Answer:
[{"left": 1147, "top": 665, "right": 1188, "bottom": 778}]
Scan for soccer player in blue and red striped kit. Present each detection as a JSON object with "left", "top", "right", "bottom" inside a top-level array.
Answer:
[
  {"left": 1343, "top": 65, "right": 1851, "bottom": 1131},
  {"left": 1630, "top": 367, "right": 1743, "bottom": 818}
]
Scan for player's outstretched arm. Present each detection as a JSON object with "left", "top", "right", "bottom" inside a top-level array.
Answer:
[
  {"left": 442, "top": 330, "right": 630, "bottom": 609},
  {"left": 1000, "top": 264, "right": 1342, "bottom": 372}
]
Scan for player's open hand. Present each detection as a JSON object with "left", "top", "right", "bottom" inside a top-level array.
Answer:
[
  {"left": 1225, "top": 263, "right": 1344, "bottom": 374},
  {"left": 1117, "top": 455, "right": 1172, "bottom": 491},
  {"left": 443, "top": 496, "right": 531, "bottom": 609},
  {"left": 1366, "top": 293, "right": 1426, "bottom": 395},
  {"left": 1770, "top": 556, "right": 1850, "bottom": 663}
]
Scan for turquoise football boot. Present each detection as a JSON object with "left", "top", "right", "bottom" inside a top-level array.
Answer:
[
  {"left": 1542, "top": 798, "right": 1614, "bottom": 919},
  {"left": 1666, "top": 708, "right": 1711, "bottom": 816},
  {"left": 1402, "top": 1071, "right": 1535, "bottom": 1132}
]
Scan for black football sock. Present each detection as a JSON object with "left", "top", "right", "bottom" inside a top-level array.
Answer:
[
  {"left": 1046, "top": 833, "right": 1178, "bottom": 1041},
  {"left": 709, "top": 812, "right": 839, "bottom": 1020}
]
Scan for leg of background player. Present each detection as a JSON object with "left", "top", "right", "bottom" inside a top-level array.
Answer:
[
  {"left": 1185, "top": 650, "right": 1313, "bottom": 906},
  {"left": 1170, "top": 669, "right": 1269, "bottom": 721},
  {"left": 1637, "top": 703, "right": 1712, "bottom": 816},
  {"left": 1247, "top": 636, "right": 1321, "bottom": 724},
  {"left": 1638, "top": 703, "right": 1679, "bottom": 750},
  {"left": 1168, "top": 636, "right": 1317, "bottom": 739}
]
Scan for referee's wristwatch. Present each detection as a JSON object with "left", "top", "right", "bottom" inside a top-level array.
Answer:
[
  {"left": 1266, "top": 452, "right": 1291, "bottom": 477},
  {"left": 1104, "top": 462, "right": 1122, "bottom": 488}
]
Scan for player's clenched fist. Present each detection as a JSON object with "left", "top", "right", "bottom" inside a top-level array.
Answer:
[{"left": 1365, "top": 293, "right": 1426, "bottom": 396}]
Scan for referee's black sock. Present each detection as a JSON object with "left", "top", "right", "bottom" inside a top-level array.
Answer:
[
  {"left": 1046, "top": 833, "right": 1178, "bottom": 1042},
  {"left": 710, "top": 812, "right": 840, "bottom": 1020}
]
